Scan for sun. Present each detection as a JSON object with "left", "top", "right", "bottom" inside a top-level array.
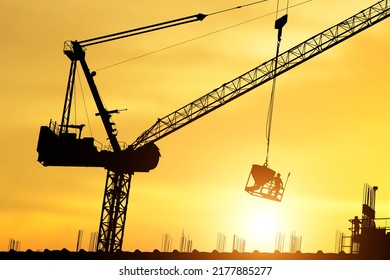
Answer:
[
  {"left": 249, "top": 209, "right": 279, "bottom": 235},
  {"left": 240, "top": 204, "right": 282, "bottom": 252}
]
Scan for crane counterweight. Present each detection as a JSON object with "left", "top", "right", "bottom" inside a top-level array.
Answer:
[{"left": 37, "top": 121, "right": 160, "bottom": 173}]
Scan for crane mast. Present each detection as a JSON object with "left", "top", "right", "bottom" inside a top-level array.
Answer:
[{"left": 132, "top": 0, "right": 390, "bottom": 149}]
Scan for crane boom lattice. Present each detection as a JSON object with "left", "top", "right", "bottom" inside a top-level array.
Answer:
[{"left": 132, "top": 0, "right": 390, "bottom": 149}]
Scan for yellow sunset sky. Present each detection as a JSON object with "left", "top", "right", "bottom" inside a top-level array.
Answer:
[{"left": 1, "top": 0, "right": 390, "bottom": 253}]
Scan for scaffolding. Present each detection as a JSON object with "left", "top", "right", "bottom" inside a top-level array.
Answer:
[{"left": 340, "top": 184, "right": 390, "bottom": 257}]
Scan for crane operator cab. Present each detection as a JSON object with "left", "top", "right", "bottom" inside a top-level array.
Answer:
[{"left": 244, "top": 164, "right": 287, "bottom": 202}]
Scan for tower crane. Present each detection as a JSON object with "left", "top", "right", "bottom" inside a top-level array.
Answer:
[
  {"left": 37, "top": 13, "right": 207, "bottom": 253},
  {"left": 37, "top": 0, "right": 390, "bottom": 252}
]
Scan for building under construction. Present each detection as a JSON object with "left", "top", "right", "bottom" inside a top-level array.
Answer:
[{"left": 340, "top": 184, "right": 390, "bottom": 259}]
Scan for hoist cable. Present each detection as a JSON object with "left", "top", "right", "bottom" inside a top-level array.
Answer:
[
  {"left": 265, "top": 37, "right": 281, "bottom": 165},
  {"left": 208, "top": 0, "right": 268, "bottom": 16},
  {"left": 275, "top": 0, "right": 281, "bottom": 19},
  {"left": 265, "top": 0, "right": 289, "bottom": 165},
  {"left": 77, "top": 68, "right": 94, "bottom": 137}
]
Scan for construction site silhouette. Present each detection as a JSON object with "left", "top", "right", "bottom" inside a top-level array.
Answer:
[
  {"left": 25, "top": 1, "right": 390, "bottom": 259},
  {"left": 1, "top": 248, "right": 389, "bottom": 260}
]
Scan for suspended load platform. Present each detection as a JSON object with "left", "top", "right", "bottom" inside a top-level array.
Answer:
[
  {"left": 243, "top": 9, "right": 290, "bottom": 202},
  {"left": 244, "top": 164, "right": 287, "bottom": 202}
]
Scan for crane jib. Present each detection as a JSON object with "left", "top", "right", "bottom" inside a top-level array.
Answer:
[
  {"left": 78, "top": 14, "right": 207, "bottom": 47},
  {"left": 131, "top": 0, "right": 390, "bottom": 149}
]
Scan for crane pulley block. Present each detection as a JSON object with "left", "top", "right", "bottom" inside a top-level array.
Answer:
[{"left": 275, "top": 14, "right": 288, "bottom": 30}]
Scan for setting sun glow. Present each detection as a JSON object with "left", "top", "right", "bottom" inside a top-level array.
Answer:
[{"left": 244, "top": 208, "right": 281, "bottom": 251}]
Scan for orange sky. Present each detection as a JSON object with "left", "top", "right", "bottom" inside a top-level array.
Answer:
[{"left": 1, "top": 0, "right": 390, "bottom": 253}]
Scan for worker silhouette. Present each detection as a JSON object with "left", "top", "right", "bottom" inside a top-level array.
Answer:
[
  {"left": 352, "top": 216, "right": 361, "bottom": 236},
  {"left": 270, "top": 173, "right": 283, "bottom": 196}
]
